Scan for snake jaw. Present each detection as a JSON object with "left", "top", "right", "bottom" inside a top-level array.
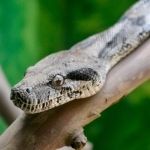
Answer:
[
  {"left": 11, "top": 79, "right": 103, "bottom": 114},
  {"left": 10, "top": 70, "right": 104, "bottom": 114},
  {"left": 10, "top": 66, "right": 105, "bottom": 114}
]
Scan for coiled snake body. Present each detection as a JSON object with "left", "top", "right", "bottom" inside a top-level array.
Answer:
[{"left": 11, "top": 0, "right": 150, "bottom": 114}]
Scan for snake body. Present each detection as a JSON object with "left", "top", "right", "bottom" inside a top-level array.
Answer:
[{"left": 11, "top": 0, "right": 150, "bottom": 114}]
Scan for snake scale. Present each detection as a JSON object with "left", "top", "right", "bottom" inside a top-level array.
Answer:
[{"left": 11, "top": 0, "right": 150, "bottom": 114}]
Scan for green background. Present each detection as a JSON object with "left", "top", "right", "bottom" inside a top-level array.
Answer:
[{"left": 1, "top": 0, "right": 150, "bottom": 149}]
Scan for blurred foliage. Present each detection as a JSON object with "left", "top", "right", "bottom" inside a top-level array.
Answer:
[
  {"left": 0, "top": 0, "right": 39, "bottom": 85},
  {"left": 0, "top": 116, "right": 7, "bottom": 135},
  {"left": 0, "top": 0, "right": 150, "bottom": 150}
]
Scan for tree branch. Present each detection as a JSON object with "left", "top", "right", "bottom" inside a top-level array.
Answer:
[
  {"left": 0, "top": 67, "right": 22, "bottom": 125},
  {"left": 0, "top": 38, "right": 150, "bottom": 150}
]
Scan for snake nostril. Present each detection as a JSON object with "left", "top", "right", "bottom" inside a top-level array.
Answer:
[
  {"left": 26, "top": 87, "right": 32, "bottom": 94},
  {"left": 16, "top": 92, "right": 22, "bottom": 99}
]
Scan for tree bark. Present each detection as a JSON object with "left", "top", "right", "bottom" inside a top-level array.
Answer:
[{"left": 0, "top": 38, "right": 150, "bottom": 150}]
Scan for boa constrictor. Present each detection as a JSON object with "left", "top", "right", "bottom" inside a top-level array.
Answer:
[{"left": 11, "top": 0, "right": 150, "bottom": 114}]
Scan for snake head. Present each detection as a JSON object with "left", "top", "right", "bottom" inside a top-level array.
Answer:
[{"left": 10, "top": 50, "right": 106, "bottom": 114}]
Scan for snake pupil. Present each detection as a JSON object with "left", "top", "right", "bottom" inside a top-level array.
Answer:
[{"left": 53, "top": 74, "right": 64, "bottom": 86}]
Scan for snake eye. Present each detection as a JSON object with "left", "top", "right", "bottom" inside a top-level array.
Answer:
[{"left": 53, "top": 75, "right": 64, "bottom": 86}]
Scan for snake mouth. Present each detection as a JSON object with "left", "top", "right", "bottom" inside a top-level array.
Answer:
[
  {"left": 11, "top": 81, "right": 102, "bottom": 114},
  {"left": 12, "top": 89, "right": 83, "bottom": 113},
  {"left": 12, "top": 99, "right": 53, "bottom": 114},
  {"left": 11, "top": 94, "right": 70, "bottom": 114},
  {"left": 11, "top": 92, "right": 71, "bottom": 114},
  {"left": 10, "top": 89, "right": 55, "bottom": 113}
]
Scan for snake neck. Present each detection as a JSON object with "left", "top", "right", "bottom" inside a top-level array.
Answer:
[{"left": 70, "top": 0, "right": 150, "bottom": 71}]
